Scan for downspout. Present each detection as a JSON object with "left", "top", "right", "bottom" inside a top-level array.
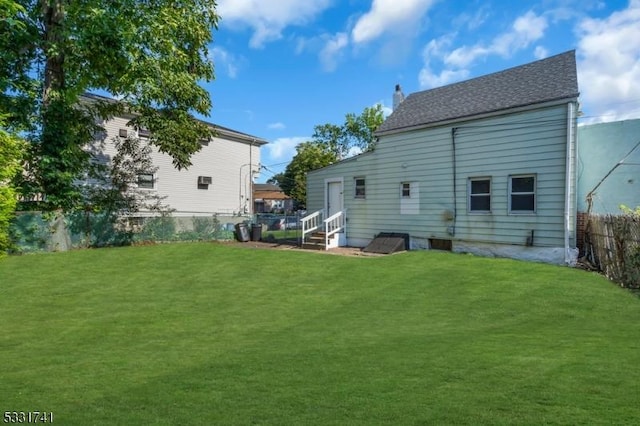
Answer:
[
  {"left": 450, "top": 127, "right": 458, "bottom": 237},
  {"left": 249, "top": 140, "right": 253, "bottom": 215},
  {"left": 564, "top": 102, "right": 576, "bottom": 265}
]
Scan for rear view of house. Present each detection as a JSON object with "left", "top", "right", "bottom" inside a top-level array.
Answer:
[{"left": 306, "top": 51, "right": 580, "bottom": 264}]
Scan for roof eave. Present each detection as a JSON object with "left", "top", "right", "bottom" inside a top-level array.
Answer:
[
  {"left": 81, "top": 93, "right": 269, "bottom": 146},
  {"left": 375, "top": 96, "right": 579, "bottom": 137},
  {"left": 213, "top": 127, "right": 268, "bottom": 146}
]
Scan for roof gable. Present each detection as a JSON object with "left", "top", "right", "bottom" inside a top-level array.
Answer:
[{"left": 377, "top": 50, "right": 579, "bottom": 135}]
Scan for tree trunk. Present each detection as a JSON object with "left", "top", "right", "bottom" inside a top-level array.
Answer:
[{"left": 41, "top": 0, "right": 65, "bottom": 105}]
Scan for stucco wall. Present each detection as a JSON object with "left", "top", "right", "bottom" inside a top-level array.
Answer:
[{"left": 577, "top": 119, "right": 640, "bottom": 214}]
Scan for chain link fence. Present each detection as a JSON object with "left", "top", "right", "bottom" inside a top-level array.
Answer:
[{"left": 8, "top": 211, "right": 305, "bottom": 253}]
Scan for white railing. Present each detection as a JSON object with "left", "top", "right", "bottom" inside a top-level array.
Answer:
[
  {"left": 323, "top": 210, "right": 346, "bottom": 249},
  {"left": 301, "top": 209, "right": 324, "bottom": 242},
  {"left": 301, "top": 208, "right": 347, "bottom": 250}
]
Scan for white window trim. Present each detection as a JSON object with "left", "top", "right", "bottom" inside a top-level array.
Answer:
[
  {"left": 468, "top": 177, "right": 492, "bottom": 214},
  {"left": 136, "top": 172, "right": 156, "bottom": 190},
  {"left": 509, "top": 174, "right": 536, "bottom": 214}
]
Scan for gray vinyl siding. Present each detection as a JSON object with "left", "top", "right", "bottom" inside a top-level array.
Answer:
[
  {"left": 307, "top": 104, "right": 574, "bottom": 248},
  {"left": 98, "top": 116, "right": 261, "bottom": 215}
]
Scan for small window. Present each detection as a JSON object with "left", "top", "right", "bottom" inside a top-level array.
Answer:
[
  {"left": 138, "top": 128, "right": 150, "bottom": 138},
  {"left": 469, "top": 178, "right": 491, "bottom": 212},
  {"left": 401, "top": 182, "right": 411, "bottom": 198},
  {"left": 137, "top": 173, "right": 155, "bottom": 189},
  {"left": 354, "top": 177, "right": 366, "bottom": 199},
  {"left": 509, "top": 175, "right": 536, "bottom": 213}
]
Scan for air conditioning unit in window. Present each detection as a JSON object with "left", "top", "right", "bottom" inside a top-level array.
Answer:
[{"left": 198, "top": 176, "right": 212, "bottom": 185}]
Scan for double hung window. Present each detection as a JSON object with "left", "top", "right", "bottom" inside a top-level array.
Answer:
[
  {"left": 509, "top": 175, "right": 536, "bottom": 213},
  {"left": 469, "top": 178, "right": 491, "bottom": 212}
]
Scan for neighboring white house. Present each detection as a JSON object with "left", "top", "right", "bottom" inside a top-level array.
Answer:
[
  {"left": 305, "top": 51, "right": 580, "bottom": 265},
  {"left": 85, "top": 93, "right": 268, "bottom": 217}
]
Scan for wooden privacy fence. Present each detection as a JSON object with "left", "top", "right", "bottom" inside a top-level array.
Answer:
[{"left": 583, "top": 214, "right": 640, "bottom": 288}]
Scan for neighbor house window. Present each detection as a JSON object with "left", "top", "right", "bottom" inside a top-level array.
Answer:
[
  {"left": 137, "top": 128, "right": 150, "bottom": 139},
  {"left": 137, "top": 173, "right": 155, "bottom": 189},
  {"left": 509, "top": 175, "right": 536, "bottom": 213},
  {"left": 355, "top": 177, "right": 366, "bottom": 199},
  {"left": 469, "top": 178, "right": 491, "bottom": 212},
  {"left": 401, "top": 182, "right": 411, "bottom": 198}
]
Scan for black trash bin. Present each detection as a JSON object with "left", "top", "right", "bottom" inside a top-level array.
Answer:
[
  {"left": 250, "top": 224, "right": 262, "bottom": 241},
  {"left": 235, "top": 223, "right": 250, "bottom": 242}
]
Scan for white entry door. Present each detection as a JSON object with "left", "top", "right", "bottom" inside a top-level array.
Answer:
[{"left": 326, "top": 180, "right": 343, "bottom": 218}]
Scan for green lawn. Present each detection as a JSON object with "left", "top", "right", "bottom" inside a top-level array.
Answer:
[{"left": 1, "top": 243, "right": 639, "bottom": 425}]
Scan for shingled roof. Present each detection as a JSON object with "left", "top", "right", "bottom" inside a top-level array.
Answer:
[{"left": 376, "top": 50, "right": 579, "bottom": 135}]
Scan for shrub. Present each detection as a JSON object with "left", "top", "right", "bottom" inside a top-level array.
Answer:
[{"left": 0, "top": 122, "right": 25, "bottom": 257}]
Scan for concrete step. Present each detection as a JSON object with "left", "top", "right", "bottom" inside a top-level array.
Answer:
[
  {"left": 302, "top": 231, "right": 335, "bottom": 250},
  {"left": 302, "top": 242, "right": 326, "bottom": 250}
]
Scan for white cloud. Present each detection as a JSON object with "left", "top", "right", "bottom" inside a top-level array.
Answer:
[
  {"left": 576, "top": 0, "right": 640, "bottom": 122},
  {"left": 351, "top": 0, "right": 436, "bottom": 44},
  {"left": 453, "top": 6, "right": 491, "bottom": 31},
  {"left": 444, "top": 45, "right": 487, "bottom": 69},
  {"left": 209, "top": 47, "right": 242, "bottom": 78},
  {"left": 268, "top": 122, "right": 286, "bottom": 130},
  {"left": 265, "top": 137, "right": 308, "bottom": 162},
  {"left": 445, "top": 11, "right": 548, "bottom": 68},
  {"left": 419, "top": 67, "right": 470, "bottom": 89},
  {"left": 512, "top": 10, "right": 548, "bottom": 43},
  {"left": 380, "top": 103, "right": 393, "bottom": 117},
  {"left": 418, "top": 10, "right": 548, "bottom": 89},
  {"left": 534, "top": 45, "right": 549, "bottom": 59},
  {"left": 418, "top": 35, "right": 469, "bottom": 88},
  {"left": 319, "top": 32, "right": 349, "bottom": 72},
  {"left": 217, "top": 0, "right": 332, "bottom": 48},
  {"left": 466, "top": 6, "right": 490, "bottom": 30}
]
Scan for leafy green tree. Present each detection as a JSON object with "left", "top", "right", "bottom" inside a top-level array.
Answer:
[
  {"left": 266, "top": 172, "right": 285, "bottom": 187},
  {"left": 65, "top": 132, "right": 174, "bottom": 248},
  {"left": 280, "top": 104, "right": 385, "bottom": 207},
  {"left": 281, "top": 142, "right": 337, "bottom": 208},
  {"left": 312, "top": 104, "right": 385, "bottom": 159},
  {"left": 1, "top": 0, "right": 219, "bottom": 211},
  {"left": 620, "top": 204, "right": 640, "bottom": 217},
  {"left": 0, "top": 115, "right": 25, "bottom": 257}
]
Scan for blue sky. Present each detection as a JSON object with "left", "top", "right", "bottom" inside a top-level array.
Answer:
[{"left": 200, "top": 0, "right": 640, "bottom": 183}]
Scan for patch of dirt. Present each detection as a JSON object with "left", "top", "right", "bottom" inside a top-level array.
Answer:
[{"left": 219, "top": 239, "right": 388, "bottom": 257}]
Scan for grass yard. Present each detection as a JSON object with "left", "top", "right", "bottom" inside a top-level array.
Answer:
[{"left": 1, "top": 243, "right": 639, "bottom": 425}]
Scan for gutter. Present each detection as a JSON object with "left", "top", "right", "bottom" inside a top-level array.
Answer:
[{"left": 564, "top": 102, "right": 576, "bottom": 265}]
